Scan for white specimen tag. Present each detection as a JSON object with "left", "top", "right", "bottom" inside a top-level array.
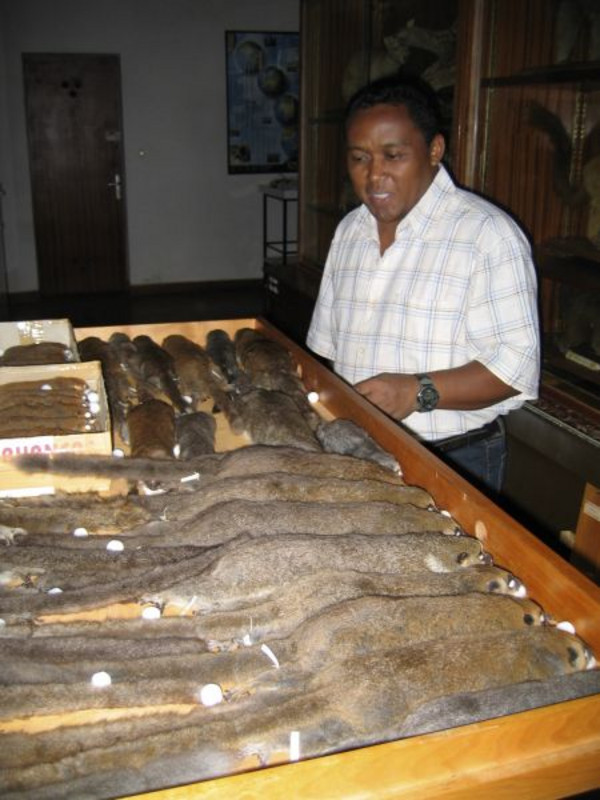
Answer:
[{"left": 289, "top": 731, "right": 300, "bottom": 761}]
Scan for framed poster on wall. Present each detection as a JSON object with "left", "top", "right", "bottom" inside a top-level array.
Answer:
[{"left": 225, "top": 30, "right": 299, "bottom": 174}]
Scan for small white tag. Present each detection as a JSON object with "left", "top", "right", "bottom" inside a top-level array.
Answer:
[
  {"left": 289, "top": 730, "right": 300, "bottom": 761},
  {"left": 180, "top": 472, "right": 200, "bottom": 483},
  {"left": 261, "top": 643, "right": 280, "bottom": 669}
]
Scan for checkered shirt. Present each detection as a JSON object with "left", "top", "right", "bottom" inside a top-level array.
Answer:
[{"left": 306, "top": 165, "right": 540, "bottom": 441}]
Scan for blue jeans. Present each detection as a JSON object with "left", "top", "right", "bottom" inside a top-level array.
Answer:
[{"left": 435, "top": 423, "right": 507, "bottom": 494}]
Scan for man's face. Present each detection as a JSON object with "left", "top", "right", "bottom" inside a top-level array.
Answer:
[{"left": 346, "top": 103, "right": 444, "bottom": 239}]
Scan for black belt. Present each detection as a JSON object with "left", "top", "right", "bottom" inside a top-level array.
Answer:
[{"left": 431, "top": 419, "right": 503, "bottom": 454}]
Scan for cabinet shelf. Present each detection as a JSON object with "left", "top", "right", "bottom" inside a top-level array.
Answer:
[
  {"left": 536, "top": 239, "right": 600, "bottom": 288},
  {"left": 481, "top": 61, "right": 600, "bottom": 88}
]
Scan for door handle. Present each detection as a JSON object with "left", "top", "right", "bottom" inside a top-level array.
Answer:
[{"left": 108, "top": 173, "right": 122, "bottom": 200}]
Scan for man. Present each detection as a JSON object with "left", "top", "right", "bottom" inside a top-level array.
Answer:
[{"left": 306, "top": 75, "right": 540, "bottom": 492}]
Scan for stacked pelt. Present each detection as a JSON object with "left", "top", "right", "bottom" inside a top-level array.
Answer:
[
  {"left": 0, "top": 331, "right": 599, "bottom": 799},
  {"left": 77, "top": 327, "right": 401, "bottom": 471}
]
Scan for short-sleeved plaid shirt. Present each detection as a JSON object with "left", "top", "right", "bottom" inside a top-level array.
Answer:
[{"left": 306, "top": 166, "right": 540, "bottom": 441}]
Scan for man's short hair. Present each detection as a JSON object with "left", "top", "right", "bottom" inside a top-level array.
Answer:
[{"left": 345, "top": 73, "right": 443, "bottom": 145}]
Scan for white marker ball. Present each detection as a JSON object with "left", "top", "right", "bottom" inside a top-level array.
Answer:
[
  {"left": 556, "top": 620, "right": 576, "bottom": 634},
  {"left": 73, "top": 527, "right": 89, "bottom": 538},
  {"left": 112, "top": 448, "right": 125, "bottom": 458},
  {"left": 142, "top": 606, "right": 161, "bottom": 620},
  {"left": 47, "top": 587, "right": 63, "bottom": 594},
  {"left": 91, "top": 671, "right": 112, "bottom": 688},
  {"left": 198, "top": 683, "right": 223, "bottom": 707},
  {"left": 106, "top": 539, "right": 124, "bottom": 553},
  {"left": 307, "top": 391, "right": 320, "bottom": 404}
]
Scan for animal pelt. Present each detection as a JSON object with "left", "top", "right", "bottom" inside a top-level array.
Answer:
[
  {"left": 232, "top": 328, "right": 321, "bottom": 430},
  {"left": 0, "top": 377, "right": 102, "bottom": 437},
  {"left": 140, "top": 531, "right": 490, "bottom": 614},
  {"left": 0, "top": 473, "right": 432, "bottom": 542},
  {"left": 0, "top": 563, "right": 527, "bottom": 645},
  {"left": 205, "top": 328, "right": 248, "bottom": 389},
  {"left": 131, "top": 335, "right": 189, "bottom": 412},
  {"left": 0, "top": 341, "right": 75, "bottom": 366},
  {"left": 0, "top": 628, "right": 593, "bottom": 799},
  {"left": 316, "top": 418, "right": 401, "bottom": 473},
  {"left": 175, "top": 411, "right": 216, "bottom": 458},
  {"left": 0, "top": 530, "right": 483, "bottom": 622},
  {"left": 0, "top": 594, "right": 547, "bottom": 696},
  {"left": 161, "top": 334, "right": 224, "bottom": 411},
  {"left": 214, "top": 386, "right": 322, "bottom": 451},
  {"left": 78, "top": 335, "right": 135, "bottom": 444},
  {"left": 127, "top": 399, "right": 176, "bottom": 460},
  {"left": 12, "top": 498, "right": 460, "bottom": 550},
  {"left": 0, "top": 493, "right": 151, "bottom": 535},
  {"left": 14, "top": 444, "right": 407, "bottom": 488}
]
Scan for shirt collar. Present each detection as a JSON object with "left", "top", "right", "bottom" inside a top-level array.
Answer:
[{"left": 398, "top": 164, "right": 454, "bottom": 239}]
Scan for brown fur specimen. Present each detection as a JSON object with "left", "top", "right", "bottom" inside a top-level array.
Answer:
[
  {"left": 15, "top": 445, "right": 408, "bottom": 489},
  {"left": 234, "top": 327, "right": 296, "bottom": 374},
  {"left": 205, "top": 328, "right": 248, "bottom": 388},
  {"left": 127, "top": 399, "right": 176, "bottom": 460},
  {"left": 191, "top": 564, "right": 528, "bottom": 650},
  {"left": 0, "top": 536, "right": 236, "bottom": 623},
  {"left": 0, "top": 377, "right": 101, "bottom": 436},
  {"left": 0, "top": 531, "right": 484, "bottom": 621},
  {"left": 0, "top": 493, "right": 151, "bottom": 535},
  {"left": 316, "top": 418, "right": 401, "bottom": 473},
  {"left": 0, "top": 563, "right": 526, "bottom": 645},
  {"left": 212, "top": 445, "right": 406, "bottom": 483},
  {"left": 108, "top": 332, "right": 147, "bottom": 391},
  {"left": 0, "top": 629, "right": 593, "bottom": 798},
  {"left": 161, "top": 334, "right": 222, "bottom": 410},
  {"left": 78, "top": 335, "right": 135, "bottom": 443},
  {"left": 175, "top": 411, "right": 216, "bottom": 458},
  {"left": 234, "top": 328, "right": 322, "bottom": 430},
  {"left": 132, "top": 335, "right": 189, "bottom": 412},
  {"left": 0, "top": 542, "right": 202, "bottom": 594},
  {"left": 0, "top": 341, "right": 75, "bottom": 365},
  {"left": 141, "top": 531, "right": 490, "bottom": 613},
  {"left": 26, "top": 498, "right": 460, "bottom": 549},
  {"left": 0, "top": 594, "right": 546, "bottom": 697},
  {"left": 216, "top": 387, "right": 322, "bottom": 451},
  {"left": 138, "top": 472, "right": 434, "bottom": 524}
]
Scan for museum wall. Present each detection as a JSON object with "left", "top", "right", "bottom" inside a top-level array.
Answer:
[{"left": 0, "top": 0, "right": 299, "bottom": 293}]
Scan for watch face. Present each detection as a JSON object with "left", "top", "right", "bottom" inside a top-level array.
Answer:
[{"left": 417, "top": 378, "right": 439, "bottom": 412}]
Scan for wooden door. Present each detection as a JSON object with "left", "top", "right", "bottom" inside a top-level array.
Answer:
[{"left": 23, "top": 54, "right": 128, "bottom": 295}]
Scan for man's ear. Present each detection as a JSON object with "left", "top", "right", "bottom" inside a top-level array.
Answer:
[{"left": 430, "top": 134, "right": 446, "bottom": 166}]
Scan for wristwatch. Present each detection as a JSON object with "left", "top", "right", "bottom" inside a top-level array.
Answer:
[{"left": 415, "top": 373, "right": 439, "bottom": 413}]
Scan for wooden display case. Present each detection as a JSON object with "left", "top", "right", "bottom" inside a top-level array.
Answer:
[
  {"left": 454, "top": 0, "right": 600, "bottom": 414},
  {"left": 49, "top": 316, "right": 600, "bottom": 800}
]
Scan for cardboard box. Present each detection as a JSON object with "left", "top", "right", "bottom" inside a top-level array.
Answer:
[
  {"left": 0, "top": 361, "right": 112, "bottom": 496},
  {"left": 0, "top": 318, "right": 79, "bottom": 364}
]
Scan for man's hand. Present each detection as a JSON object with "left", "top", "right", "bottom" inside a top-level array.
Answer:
[
  {"left": 354, "top": 362, "right": 519, "bottom": 419},
  {"left": 353, "top": 373, "right": 419, "bottom": 420}
]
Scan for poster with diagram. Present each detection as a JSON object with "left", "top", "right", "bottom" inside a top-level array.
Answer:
[{"left": 225, "top": 31, "right": 299, "bottom": 174}]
